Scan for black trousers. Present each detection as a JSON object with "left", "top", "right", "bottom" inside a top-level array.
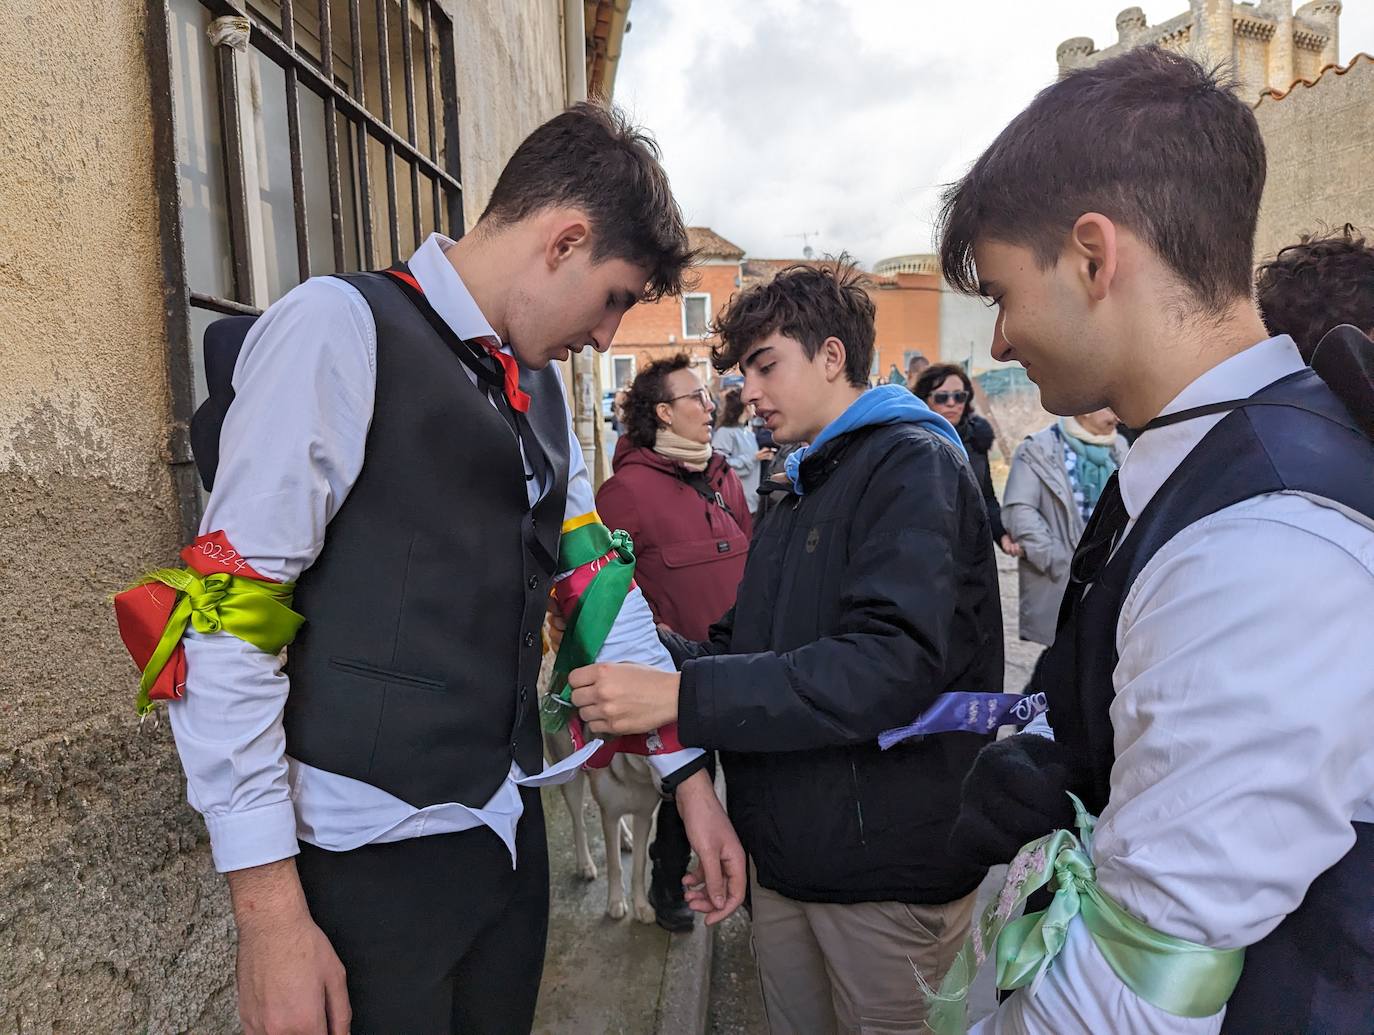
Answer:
[{"left": 296, "top": 788, "right": 549, "bottom": 1034}]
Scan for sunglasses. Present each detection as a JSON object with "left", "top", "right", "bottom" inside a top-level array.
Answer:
[{"left": 931, "top": 390, "right": 970, "bottom": 405}]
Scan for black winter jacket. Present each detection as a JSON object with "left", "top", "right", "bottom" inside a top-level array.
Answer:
[{"left": 670, "top": 422, "right": 1003, "bottom": 904}]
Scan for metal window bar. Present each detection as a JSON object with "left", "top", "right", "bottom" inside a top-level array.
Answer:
[
  {"left": 422, "top": 1, "right": 441, "bottom": 234},
  {"left": 155, "top": 0, "right": 464, "bottom": 538},
  {"left": 193, "top": 0, "right": 463, "bottom": 302},
  {"left": 318, "top": 0, "right": 346, "bottom": 271},
  {"left": 374, "top": 0, "right": 400, "bottom": 261},
  {"left": 346, "top": 0, "right": 375, "bottom": 267},
  {"left": 279, "top": 0, "right": 312, "bottom": 282},
  {"left": 399, "top": 0, "right": 422, "bottom": 246}
]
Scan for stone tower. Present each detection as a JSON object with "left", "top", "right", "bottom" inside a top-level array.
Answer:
[{"left": 1056, "top": 2, "right": 1342, "bottom": 100}]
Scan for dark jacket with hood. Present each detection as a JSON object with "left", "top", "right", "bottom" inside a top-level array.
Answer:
[
  {"left": 667, "top": 393, "right": 1003, "bottom": 905},
  {"left": 596, "top": 437, "right": 751, "bottom": 642}
]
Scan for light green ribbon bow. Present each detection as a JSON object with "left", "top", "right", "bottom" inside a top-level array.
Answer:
[
  {"left": 923, "top": 793, "right": 1245, "bottom": 1033},
  {"left": 134, "top": 567, "right": 304, "bottom": 715},
  {"left": 540, "top": 524, "right": 636, "bottom": 733}
]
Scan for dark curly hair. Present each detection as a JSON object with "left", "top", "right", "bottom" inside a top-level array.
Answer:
[
  {"left": 622, "top": 353, "right": 693, "bottom": 447},
  {"left": 1256, "top": 225, "right": 1374, "bottom": 362},
  {"left": 480, "top": 102, "right": 694, "bottom": 301},
  {"left": 710, "top": 257, "right": 875, "bottom": 387},
  {"left": 912, "top": 363, "right": 976, "bottom": 426}
]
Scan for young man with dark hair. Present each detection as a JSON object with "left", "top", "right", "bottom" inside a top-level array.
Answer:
[
  {"left": 937, "top": 47, "right": 1374, "bottom": 1032},
  {"left": 161, "top": 102, "right": 741, "bottom": 1035},
  {"left": 569, "top": 260, "right": 1005, "bottom": 1032},
  {"left": 1256, "top": 224, "right": 1374, "bottom": 361}
]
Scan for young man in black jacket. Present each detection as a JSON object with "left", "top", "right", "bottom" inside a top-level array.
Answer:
[{"left": 570, "top": 261, "right": 1004, "bottom": 1032}]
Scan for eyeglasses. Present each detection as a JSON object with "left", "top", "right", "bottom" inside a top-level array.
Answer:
[
  {"left": 931, "top": 391, "right": 969, "bottom": 405},
  {"left": 665, "top": 388, "right": 713, "bottom": 408}
]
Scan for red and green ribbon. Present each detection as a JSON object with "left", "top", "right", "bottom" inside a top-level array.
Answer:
[
  {"left": 131, "top": 567, "right": 303, "bottom": 715},
  {"left": 540, "top": 523, "right": 637, "bottom": 733}
]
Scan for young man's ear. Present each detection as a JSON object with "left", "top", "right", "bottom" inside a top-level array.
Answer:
[
  {"left": 821, "top": 336, "right": 848, "bottom": 382},
  {"left": 544, "top": 211, "right": 592, "bottom": 271},
  {"left": 1068, "top": 212, "right": 1118, "bottom": 303}
]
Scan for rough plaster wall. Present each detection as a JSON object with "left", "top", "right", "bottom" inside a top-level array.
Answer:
[
  {"left": 0, "top": 0, "right": 226, "bottom": 1030},
  {"left": 442, "top": 0, "right": 568, "bottom": 226},
  {"left": 1253, "top": 59, "right": 1374, "bottom": 262}
]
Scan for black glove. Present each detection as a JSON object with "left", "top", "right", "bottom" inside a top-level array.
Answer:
[{"left": 948, "top": 734, "right": 1077, "bottom": 868}]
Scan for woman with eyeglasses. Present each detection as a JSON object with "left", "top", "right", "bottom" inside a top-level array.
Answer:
[
  {"left": 595, "top": 353, "right": 751, "bottom": 932},
  {"left": 913, "top": 363, "right": 1012, "bottom": 555}
]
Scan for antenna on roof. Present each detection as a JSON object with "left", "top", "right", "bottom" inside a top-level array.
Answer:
[{"left": 787, "top": 231, "right": 821, "bottom": 260}]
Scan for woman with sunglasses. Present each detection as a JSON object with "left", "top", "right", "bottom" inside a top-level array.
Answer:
[
  {"left": 913, "top": 363, "right": 1012, "bottom": 555},
  {"left": 595, "top": 353, "right": 752, "bottom": 932}
]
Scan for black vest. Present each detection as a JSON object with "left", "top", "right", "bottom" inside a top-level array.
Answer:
[
  {"left": 283, "top": 272, "right": 570, "bottom": 809},
  {"left": 1039, "top": 368, "right": 1374, "bottom": 1029}
]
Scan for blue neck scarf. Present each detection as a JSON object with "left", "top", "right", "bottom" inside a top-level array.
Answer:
[{"left": 784, "top": 384, "right": 965, "bottom": 494}]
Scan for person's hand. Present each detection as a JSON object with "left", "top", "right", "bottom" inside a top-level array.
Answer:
[
  {"left": 229, "top": 860, "right": 351, "bottom": 1035},
  {"left": 568, "top": 662, "right": 680, "bottom": 735},
  {"left": 999, "top": 533, "right": 1022, "bottom": 558},
  {"left": 755, "top": 447, "right": 776, "bottom": 461},
  {"left": 948, "top": 734, "right": 1075, "bottom": 867},
  {"left": 545, "top": 594, "right": 566, "bottom": 652},
  {"left": 676, "top": 770, "right": 746, "bottom": 925}
]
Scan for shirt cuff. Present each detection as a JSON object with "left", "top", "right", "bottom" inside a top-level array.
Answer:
[
  {"left": 653, "top": 750, "right": 711, "bottom": 797},
  {"left": 204, "top": 799, "right": 301, "bottom": 873}
]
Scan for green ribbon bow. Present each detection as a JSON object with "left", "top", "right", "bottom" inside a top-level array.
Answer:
[
  {"left": 540, "top": 524, "right": 637, "bottom": 733},
  {"left": 924, "top": 793, "right": 1245, "bottom": 1033},
  {"left": 134, "top": 567, "right": 304, "bottom": 715}
]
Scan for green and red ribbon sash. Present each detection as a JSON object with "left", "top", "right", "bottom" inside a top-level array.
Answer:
[
  {"left": 114, "top": 531, "right": 304, "bottom": 715},
  {"left": 543, "top": 512, "right": 684, "bottom": 767}
]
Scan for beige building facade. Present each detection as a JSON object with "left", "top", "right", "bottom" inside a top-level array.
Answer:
[
  {"left": 0, "top": 1, "right": 624, "bottom": 1029},
  {"left": 1252, "top": 51, "right": 1374, "bottom": 261},
  {"left": 1057, "top": 1, "right": 1342, "bottom": 101}
]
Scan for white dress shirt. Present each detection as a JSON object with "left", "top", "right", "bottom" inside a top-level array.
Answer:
[
  {"left": 171, "top": 233, "right": 701, "bottom": 874},
  {"left": 975, "top": 336, "right": 1374, "bottom": 1033}
]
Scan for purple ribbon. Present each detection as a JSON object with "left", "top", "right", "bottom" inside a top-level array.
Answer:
[{"left": 878, "top": 692, "right": 1048, "bottom": 750}]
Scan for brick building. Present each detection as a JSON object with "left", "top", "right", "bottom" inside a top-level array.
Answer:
[{"left": 606, "top": 230, "right": 943, "bottom": 389}]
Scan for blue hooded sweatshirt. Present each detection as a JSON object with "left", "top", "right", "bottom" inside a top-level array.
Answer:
[{"left": 784, "top": 384, "right": 965, "bottom": 495}]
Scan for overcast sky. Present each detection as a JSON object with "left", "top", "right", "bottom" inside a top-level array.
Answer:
[{"left": 615, "top": 0, "right": 1374, "bottom": 268}]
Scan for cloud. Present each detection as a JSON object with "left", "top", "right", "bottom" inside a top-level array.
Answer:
[{"left": 617, "top": 0, "right": 1374, "bottom": 267}]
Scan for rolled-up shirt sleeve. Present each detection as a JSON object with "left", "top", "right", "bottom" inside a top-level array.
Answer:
[{"left": 170, "top": 277, "right": 376, "bottom": 873}]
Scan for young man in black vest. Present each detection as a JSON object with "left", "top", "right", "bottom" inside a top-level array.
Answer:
[
  {"left": 166, "top": 104, "right": 742, "bottom": 1035},
  {"left": 936, "top": 47, "right": 1374, "bottom": 1031}
]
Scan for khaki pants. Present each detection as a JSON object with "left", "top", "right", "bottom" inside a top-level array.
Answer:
[{"left": 750, "top": 874, "right": 977, "bottom": 1035}]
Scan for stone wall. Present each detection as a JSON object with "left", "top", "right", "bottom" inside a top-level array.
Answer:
[
  {"left": 1252, "top": 53, "right": 1374, "bottom": 262},
  {"left": 0, "top": 1, "right": 570, "bottom": 1030}
]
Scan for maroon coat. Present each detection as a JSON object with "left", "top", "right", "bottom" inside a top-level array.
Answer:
[{"left": 596, "top": 439, "right": 751, "bottom": 641}]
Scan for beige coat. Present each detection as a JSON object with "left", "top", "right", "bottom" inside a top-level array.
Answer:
[{"left": 1002, "top": 426, "right": 1128, "bottom": 646}]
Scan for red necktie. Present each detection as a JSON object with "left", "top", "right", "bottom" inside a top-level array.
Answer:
[
  {"left": 385, "top": 269, "right": 530, "bottom": 413},
  {"left": 470, "top": 335, "right": 531, "bottom": 414}
]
